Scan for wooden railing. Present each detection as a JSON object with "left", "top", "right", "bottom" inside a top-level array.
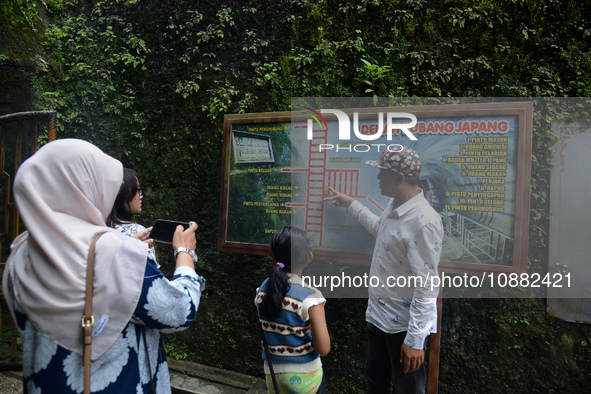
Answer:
[{"left": 0, "top": 111, "right": 56, "bottom": 369}]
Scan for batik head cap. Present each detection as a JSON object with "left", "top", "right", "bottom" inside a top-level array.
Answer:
[{"left": 365, "top": 147, "right": 421, "bottom": 177}]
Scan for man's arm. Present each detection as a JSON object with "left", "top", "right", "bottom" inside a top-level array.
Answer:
[
  {"left": 402, "top": 221, "right": 443, "bottom": 373},
  {"left": 324, "top": 186, "right": 354, "bottom": 207},
  {"left": 324, "top": 187, "right": 381, "bottom": 236}
]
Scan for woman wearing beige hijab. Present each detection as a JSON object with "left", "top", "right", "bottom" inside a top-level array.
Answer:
[{"left": 2, "top": 139, "right": 205, "bottom": 393}]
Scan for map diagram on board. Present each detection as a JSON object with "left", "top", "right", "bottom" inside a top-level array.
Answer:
[{"left": 224, "top": 110, "right": 520, "bottom": 268}]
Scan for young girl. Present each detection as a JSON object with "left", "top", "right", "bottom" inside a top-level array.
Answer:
[{"left": 255, "top": 226, "right": 330, "bottom": 393}]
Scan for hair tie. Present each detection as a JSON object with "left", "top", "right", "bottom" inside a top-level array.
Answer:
[{"left": 276, "top": 262, "right": 285, "bottom": 269}]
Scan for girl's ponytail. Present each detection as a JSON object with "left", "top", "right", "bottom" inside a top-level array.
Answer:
[{"left": 259, "top": 266, "right": 289, "bottom": 319}]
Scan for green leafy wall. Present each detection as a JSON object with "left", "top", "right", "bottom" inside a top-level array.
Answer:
[
  {"left": 0, "top": 0, "right": 48, "bottom": 114},
  {"left": 2, "top": 0, "right": 591, "bottom": 392}
]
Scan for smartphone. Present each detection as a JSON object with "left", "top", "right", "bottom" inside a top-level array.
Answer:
[{"left": 149, "top": 219, "right": 191, "bottom": 244}]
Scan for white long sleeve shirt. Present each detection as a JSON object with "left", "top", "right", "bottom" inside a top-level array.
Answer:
[{"left": 348, "top": 191, "right": 443, "bottom": 349}]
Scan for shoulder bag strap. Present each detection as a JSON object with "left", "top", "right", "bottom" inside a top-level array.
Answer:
[{"left": 83, "top": 232, "right": 107, "bottom": 394}]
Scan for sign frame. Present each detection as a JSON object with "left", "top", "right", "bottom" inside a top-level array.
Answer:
[{"left": 218, "top": 102, "right": 533, "bottom": 277}]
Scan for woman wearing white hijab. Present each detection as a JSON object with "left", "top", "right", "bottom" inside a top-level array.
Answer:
[{"left": 2, "top": 139, "right": 205, "bottom": 393}]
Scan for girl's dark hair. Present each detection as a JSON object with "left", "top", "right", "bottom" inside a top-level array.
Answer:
[
  {"left": 106, "top": 168, "right": 138, "bottom": 227},
  {"left": 259, "top": 226, "right": 311, "bottom": 319}
]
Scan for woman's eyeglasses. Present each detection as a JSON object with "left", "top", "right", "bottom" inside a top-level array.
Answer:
[{"left": 138, "top": 188, "right": 144, "bottom": 197}]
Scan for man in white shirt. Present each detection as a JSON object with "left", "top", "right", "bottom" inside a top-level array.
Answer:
[{"left": 325, "top": 147, "right": 443, "bottom": 393}]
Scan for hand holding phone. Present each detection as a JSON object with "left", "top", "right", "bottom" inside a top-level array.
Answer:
[
  {"left": 172, "top": 222, "right": 198, "bottom": 251},
  {"left": 132, "top": 227, "right": 155, "bottom": 248},
  {"left": 149, "top": 219, "right": 191, "bottom": 244}
]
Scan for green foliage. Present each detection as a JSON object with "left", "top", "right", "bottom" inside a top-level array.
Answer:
[
  {"left": 163, "top": 335, "right": 191, "bottom": 360},
  {"left": 583, "top": 338, "right": 591, "bottom": 363},
  {"left": 359, "top": 58, "right": 394, "bottom": 104},
  {"left": 0, "top": 0, "right": 49, "bottom": 64},
  {"left": 1, "top": 327, "right": 12, "bottom": 344}
]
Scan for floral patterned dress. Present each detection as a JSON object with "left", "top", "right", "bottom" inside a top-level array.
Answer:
[
  {"left": 115, "top": 222, "right": 158, "bottom": 265},
  {"left": 13, "top": 256, "right": 205, "bottom": 394}
]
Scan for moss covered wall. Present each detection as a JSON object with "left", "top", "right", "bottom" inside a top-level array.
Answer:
[
  {"left": 0, "top": 0, "right": 47, "bottom": 114},
  {"left": 2, "top": 0, "right": 591, "bottom": 392}
]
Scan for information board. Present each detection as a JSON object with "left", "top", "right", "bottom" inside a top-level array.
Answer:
[{"left": 218, "top": 102, "right": 533, "bottom": 276}]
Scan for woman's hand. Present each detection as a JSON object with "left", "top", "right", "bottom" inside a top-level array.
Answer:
[
  {"left": 132, "top": 227, "right": 154, "bottom": 249},
  {"left": 172, "top": 221, "right": 198, "bottom": 250},
  {"left": 172, "top": 221, "right": 198, "bottom": 270}
]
